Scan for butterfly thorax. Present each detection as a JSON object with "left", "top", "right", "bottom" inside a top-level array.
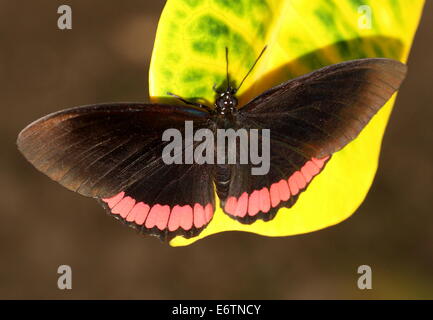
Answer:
[{"left": 214, "top": 89, "right": 238, "bottom": 117}]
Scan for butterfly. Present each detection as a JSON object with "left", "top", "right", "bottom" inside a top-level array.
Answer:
[{"left": 17, "top": 47, "right": 407, "bottom": 241}]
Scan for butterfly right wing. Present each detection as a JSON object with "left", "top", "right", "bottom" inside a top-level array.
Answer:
[
  {"left": 17, "top": 103, "right": 216, "bottom": 241},
  {"left": 221, "top": 58, "right": 407, "bottom": 223}
]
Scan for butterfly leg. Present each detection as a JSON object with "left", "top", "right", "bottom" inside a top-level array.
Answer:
[
  {"left": 212, "top": 83, "right": 219, "bottom": 93},
  {"left": 167, "top": 92, "right": 214, "bottom": 114}
]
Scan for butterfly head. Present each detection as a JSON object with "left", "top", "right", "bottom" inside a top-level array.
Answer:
[
  {"left": 215, "top": 88, "right": 238, "bottom": 116},
  {"left": 213, "top": 46, "right": 267, "bottom": 117}
]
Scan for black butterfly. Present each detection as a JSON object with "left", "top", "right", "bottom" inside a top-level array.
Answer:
[{"left": 17, "top": 47, "right": 407, "bottom": 241}]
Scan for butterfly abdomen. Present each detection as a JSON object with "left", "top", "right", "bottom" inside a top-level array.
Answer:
[{"left": 214, "top": 164, "right": 231, "bottom": 202}]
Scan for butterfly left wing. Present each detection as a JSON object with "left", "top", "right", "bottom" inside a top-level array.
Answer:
[
  {"left": 17, "top": 103, "right": 216, "bottom": 241},
  {"left": 221, "top": 58, "right": 407, "bottom": 223}
]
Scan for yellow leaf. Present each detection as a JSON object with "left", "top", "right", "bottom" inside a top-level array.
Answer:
[{"left": 149, "top": 0, "right": 424, "bottom": 246}]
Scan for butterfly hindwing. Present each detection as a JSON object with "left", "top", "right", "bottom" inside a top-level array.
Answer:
[
  {"left": 17, "top": 103, "right": 216, "bottom": 241},
  {"left": 220, "top": 58, "right": 407, "bottom": 223}
]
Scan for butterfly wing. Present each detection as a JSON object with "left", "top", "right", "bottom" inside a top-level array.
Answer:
[
  {"left": 221, "top": 58, "right": 407, "bottom": 223},
  {"left": 17, "top": 103, "right": 216, "bottom": 240}
]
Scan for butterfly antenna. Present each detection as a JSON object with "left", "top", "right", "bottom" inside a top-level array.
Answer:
[
  {"left": 236, "top": 45, "right": 267, "bottom": 92},
  {"left": 225, "top": 47, "right": 230, "bottom": 91}
]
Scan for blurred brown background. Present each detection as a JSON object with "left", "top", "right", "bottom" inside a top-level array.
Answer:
[{"left": 0, "top": 1, "right": 432, "bottom": 299}]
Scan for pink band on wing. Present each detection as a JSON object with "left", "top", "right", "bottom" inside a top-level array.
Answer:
[
  {"left": 168, "top": 205, "right": 194, "bottom": 231},
  {"left": 129, "top": 202, "right": 150, "bottom": 225},
  {"left": 205, "top": 204, "right": 213, "bottom": 223},
  {"left": 277, "top": 179, "right": 291, "bottom": 202},
  {"left": 288, "top": 175, "right": 300, "bottom": 196},
  {"left": 312, "top": 156, "right": 329, "bottom": 168},
  {"left": 224, "top": 197, "right": 238, "bottom": 215},
  {"left": 293, "top": 171, "right": 306, "bottom": 189},
  {"left": 234, "top": 192, "right": 248, "bottom": 217},
  {"left": 168, "top": 205, "right": 182, "bottom": 231},
  {"left": 102, "top": 192, "right": 125, "bottom": 209},
  {"left": 259, "top": 187, "right": 271, "bottom": 213},
  {"left": 145, "top": 204, "right": 170, "bottom": 230},
  {"left": 248, "top": 190, "right": 260, "bottom": 216},
  {"left": 112, "top": 196, "right": 135, "bottom": 218},
  {"left": 103, "top": 192, "right": 214, "bottom": 232},
  {"left": 223, "top": 156, "right": 329, "bottom": 217},
  {"left": 193, "top": 203, "right": 206, "bottom": 228},
  {"left": 270, "top": 183, "right": 280, "bottom": 208}
]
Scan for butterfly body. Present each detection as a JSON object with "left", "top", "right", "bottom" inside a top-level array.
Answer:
[{"left": 17, "top": 58, "right": 407, "bottom": 241}]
